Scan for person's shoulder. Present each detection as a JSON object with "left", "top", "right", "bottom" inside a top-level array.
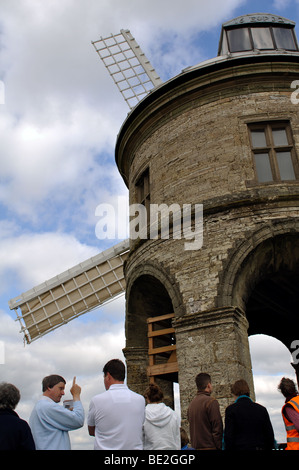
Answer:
[
  {"left": 18, "top": 415, "right": 32, "bottom": 430},
  {"left": 225, "top": 400, "right": 240, "bottom": 415},
  {"left": 35, "top": 397, "right": 53, "bottom": 409},
  {"left": 225, "top": 402, "right": 235, "bottom": 412},
  {"left": 129, "top": 388, "right": 145, "bottom": 400},
  {"left": 90, "top": 391, "right": 107, "bottom": 403},
  {"left": 251, "top": 400, "right": 269, "bottom": 413}
]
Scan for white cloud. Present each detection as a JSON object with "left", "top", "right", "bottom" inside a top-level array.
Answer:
[
  {"left": 0, "top": 0, "right": 250, "bottom": 229},
  {"left": 0, "top": 231, "right": 99, "bottom": 295}
]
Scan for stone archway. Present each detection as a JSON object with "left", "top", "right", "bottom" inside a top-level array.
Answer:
[
  {"left": 123, "top": 261, "right": 184, "bottom": 406},
  {"left": 218, "top": 226, "right": 299, "bottom": 355}
]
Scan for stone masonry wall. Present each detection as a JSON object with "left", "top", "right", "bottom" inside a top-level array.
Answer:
[{"left": 117, "top": 58, "right": 299, "bottom": 422}]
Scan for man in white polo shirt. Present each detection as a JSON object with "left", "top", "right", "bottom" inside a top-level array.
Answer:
[{"left": 87, "top": 359, "right": 145, "bottom": 450}]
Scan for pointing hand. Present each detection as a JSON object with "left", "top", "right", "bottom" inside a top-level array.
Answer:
[{"left": 70, "top": 376, "right": 81, "bottom": 401}]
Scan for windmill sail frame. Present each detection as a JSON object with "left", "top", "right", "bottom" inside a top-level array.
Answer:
[
  {"left": 8, "top": 28, "right": 163, "bottom": 344},
  {"left": 92, "top": 29, "right": 163, "bottom": 109},
  {"left": 9, "top": 240, "right": 130, "bottom": 344}
]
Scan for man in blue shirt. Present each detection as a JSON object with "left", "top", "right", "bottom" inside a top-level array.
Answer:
[{"left": 30, "top": 375, "right": 84, "bottom": 450}]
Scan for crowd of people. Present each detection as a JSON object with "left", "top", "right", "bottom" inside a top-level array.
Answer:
[{"left": 0, "top": 358, "right": 299, "bottom": 451}]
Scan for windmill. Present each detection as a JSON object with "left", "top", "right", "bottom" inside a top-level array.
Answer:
[{"left": 8, "top": 30, "right": 163, "bottom": 344}]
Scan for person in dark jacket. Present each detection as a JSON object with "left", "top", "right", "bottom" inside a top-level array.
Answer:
[
  {"left": 0, "top": 382, "right": 35, "bottom": 450},
  {"left": 224, "top": 379, "right": 274, "bottom": 451},
  {"left": 187, "top": 372, "right": 223, "bottom": 450}
]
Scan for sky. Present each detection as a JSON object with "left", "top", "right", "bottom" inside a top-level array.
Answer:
[{"left": 0, "top": 0, "right": 298, "bottom": 450}]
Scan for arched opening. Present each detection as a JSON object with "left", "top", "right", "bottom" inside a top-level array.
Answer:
[
  {"left": 242, "top": 234, "right": 299, "bottom": 445},
  {"left": 216, "top": 230, "right": 299, "bottom": 416},
  {"left": 247, "top": 269, "right": 299, "bottom": 350},
  {"left": 249, "top": 334, "right": 297, "bottom": 445},
  {"left": 126, "top": 274, "right": 179, "bottom": 408},
  {"left": 230, "top": 232, "right": 299, "bottom": 354},
  {"left": 127, "top": 274, "right": 174, "bottom": 349}
]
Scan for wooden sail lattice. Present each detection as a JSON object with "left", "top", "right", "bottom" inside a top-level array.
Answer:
[{"left": 8, "top": 240, "right": 130, "bottom": 344}]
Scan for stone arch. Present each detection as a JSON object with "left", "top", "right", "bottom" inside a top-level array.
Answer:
[
  {"left": 123, "top": 260, "right": 184, "bottom": 401},
  {"left": 217, "top": 220, "right": 299, "bottom": 308},
  {"left": 217, "top": 222, "right": 299, "bottom": 350},
  {"left": 125, "top": 260, "right": 184, "bottom": 349}
]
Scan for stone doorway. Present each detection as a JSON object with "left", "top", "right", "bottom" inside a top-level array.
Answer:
[
  {"left": 124, "top": 273, "right": 179, "bottom": 407},
  {"left": 238, "top": 233, "right": 299, "bottom": 355}
]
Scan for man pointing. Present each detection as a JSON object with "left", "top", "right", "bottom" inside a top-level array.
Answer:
[{"left": 30, "top": 375, "right": 84, "bottom": 450}]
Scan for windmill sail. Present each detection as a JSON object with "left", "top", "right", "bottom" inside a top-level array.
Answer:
[
  {"left": 92, "top": 29, "right": 163, "bottom": 109},
  {"left": 8, "top": 240, "right": 130, "bottom": 344},
  {"left": 8, "top": 28, "right": 160, "bottom": 343}
]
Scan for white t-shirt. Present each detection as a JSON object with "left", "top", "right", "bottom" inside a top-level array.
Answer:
[{"left": 87, "top": 384, "right": 145, "bottom": 450}]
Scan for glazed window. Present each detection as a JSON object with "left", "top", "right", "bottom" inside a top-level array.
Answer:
[
  {"left": 136, "top": 168, "right": 150, "bottom": 210},
  {"left": 251, "top": 27, "right": 273, "bottom": 49},
  {"left": 226, "top": 26, "right": 298, "bottom": 53},
  {"left": 272, "top": 26, "right": 297, "bottom": 50},
  {"left": 135, "top": 168, "right": 151, "bottom": 233},
  {"left": 249, "top": 122, "right": 298, "bottom": 183}
]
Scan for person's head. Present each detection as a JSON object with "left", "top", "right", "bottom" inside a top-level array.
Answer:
[
  {"left": 278, "top": 377, "right": 298, "bottom": 400},
  {"left": 144, "top": 383, "right": 163, "bottom": 404},
  {"left": 231, "top": 379, "right": 250, "bottom": 398},
  {"left": 103, "top": 359, "right": 125, "bottom": 390},
  {"left": 195, "top": 373, "right": 212, "bottom": 393},
  {"left": 0, "top": 382, "right": 20, "bottom": 410},
  {"left": 42, "top": 375, "right": 66, "bottom": 403}
]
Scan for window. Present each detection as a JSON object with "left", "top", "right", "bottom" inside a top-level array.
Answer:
[
  {"left": 136, "top": 167, "right": 150, "bottom": 210},
  {"left": 249, "top": 122, "right": 298, "bottom": 183},
  {"left": 272, "top": 26, "right": 297, "bottom": 50},
  {"left": 226, "top": 26, "right": 298, "bottom": 53},
  {"left": 227, "top": 28, "right": 251, "bottom": 52},
  {"left": 251, "top": 27, "right": 273, "bottom": 50},
  {"left": 135, "top": 168, "right": 150, "bottom": 233}
]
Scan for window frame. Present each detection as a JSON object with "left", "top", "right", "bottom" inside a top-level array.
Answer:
[
  {"left": 135, "top": 167, "right": 151, "bottom": 233},
  {"left": 226, "top": 25, "right": 298, "bottom": 53},
  {"left": 248, "top": 121, "right": 299, "bottom": 184},
  {"left": 136, "top": 167, "right": 150, "bottom": 211}
]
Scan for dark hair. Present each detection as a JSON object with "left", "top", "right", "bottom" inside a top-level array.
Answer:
[
  {"left": 278, "top": 377, "right": 298, "bottom": 399},
  {"left": 144, "top": 383, "right": 164, "bottom": 403},
  {"left": 0, "top": 383, "right": 20, "bottom": 410},
  {"left": 195, "top": 373, "right": 211, "bottom": 391},
  {"left": 103, "top": 359, "right": 125, "bottom": 381},
  {"left": 231, "top": 379, "right": 250, "bottom": 397},
  {"left": 42, "top": 375, "right": 66, "bottom": 392}
]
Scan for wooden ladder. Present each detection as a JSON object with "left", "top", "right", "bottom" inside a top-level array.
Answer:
[{"left": 147, "top": 313, "right": 178, "bottom": 383}]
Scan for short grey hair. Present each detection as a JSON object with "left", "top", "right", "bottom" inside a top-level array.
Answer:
[{"left": 0, "top": 382, "right": 20, "bottom": 410}]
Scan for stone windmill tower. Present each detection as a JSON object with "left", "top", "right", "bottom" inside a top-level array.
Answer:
[
  {"left": 114, "top": 12, "right": 299, "bottom": 415},
  {"left": 9, "top": 13, "right": 299, "bottom": 420}
]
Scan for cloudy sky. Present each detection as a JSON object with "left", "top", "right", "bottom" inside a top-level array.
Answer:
[{"left": 0, "top": 0, "right": 298, "bottom": 450}]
